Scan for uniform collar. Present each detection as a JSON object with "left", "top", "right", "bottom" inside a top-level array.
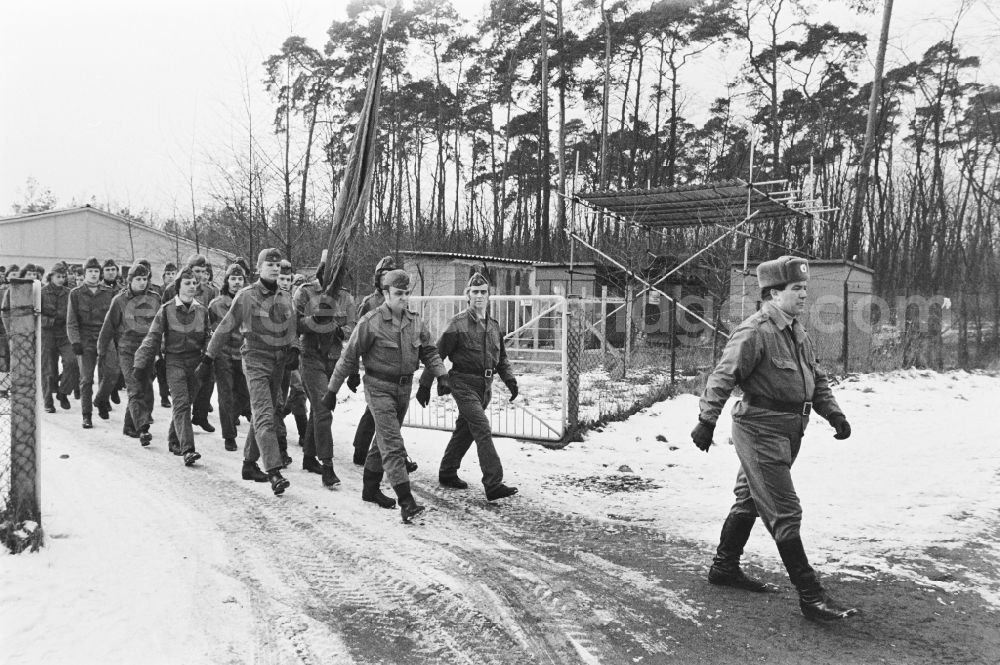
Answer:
[
  {"left": 763, "top": 300, "right": 795, "bottom": 330},
  {"left": 378, "top": 302, "right": 413, "bottom": 322},
  {"left": 174, "top": 295, "right": 195, "bottom": 309},
  {"left": 255, "top": 279, "right": 279, "bottom": 296},
  {"left": 465, "top": 306, "right": 490, "bottom": 324}
]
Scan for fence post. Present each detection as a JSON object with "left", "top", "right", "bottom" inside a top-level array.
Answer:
[
  {"left": 600, "top": 285, "right": 608, "bottom": 356},
  {"left": 624, "top": 283, "right": 633, "bottom": 377},
  {"left": 7, "top": 280, "right": 42, "bottom": 539},
  {"left": 565, "top": 295, "right": 582, "bottom": 438}
]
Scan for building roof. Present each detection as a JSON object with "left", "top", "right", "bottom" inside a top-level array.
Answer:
[
  {"left": 399, "top": 250, "right": 536, "bottom": 266},
  {"left": 575, "top": 179, "right": 809, "bottom": 229},
  {"left": 0, "top": 205, "right": 237, "bottom": 261}
]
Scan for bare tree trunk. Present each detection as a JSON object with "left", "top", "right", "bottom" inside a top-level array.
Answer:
[{"left": 555, "top": 0, "right": 567, "bottom": 257}]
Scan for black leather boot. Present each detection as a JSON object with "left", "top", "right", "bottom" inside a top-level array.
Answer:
[
  {"left": 708, "top": 513, "right": 770, "bottom": 592},
  {"left": 241, "top": 461, "right": 268, "bottom": 482},
  {"left": 777, "top": 537, "right": 859, "bottom": 621},
  {"left": 268, "top": 469, "right": 290, "bottom": 495},
  {"left": 393, "top": 482, "right": 424, "bottom": 523},
  {"left": 361, "top": 470, "right": 396, "bottom": 509}
]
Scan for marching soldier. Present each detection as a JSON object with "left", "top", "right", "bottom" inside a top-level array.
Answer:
[
  {"left": 208, "top": 262, "right": 251, "bottom": 452},
  {"left": 348, "top": 255, "right": 417, "bottom": 474},
  {"left": 40, "top": 262, "right": 76, "bottom": 412},
  {"left": 198, "top": 248, "right": 298, "bottom": 496},
  {"left": 322, "top": 269, "right": 448, "bottom": 523},
  {"left": 417, "top": 272, "right": 519, "bottom": 501},
  {"left": 692, "top": 255, "right": 857, "bottom": 622},
  {"left": 155, "top": 262, "right": 178, "bottom": 409},
  {"left": 67, "top": 257, "right": 117, "bottom": 428},
  {"left": 98, "top": 263, "right": 160, "bottom": 445},
  {"left": 134, "top": 267, "right": 211, "bottom": 464},
  {"left": 295, "top": 265, "right": 356, "bottom": 488},
  {"left": 100, "top": 259, "right": 124, "bottom": 407}
]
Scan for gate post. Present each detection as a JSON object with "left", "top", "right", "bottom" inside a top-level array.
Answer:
[
  {"left": 5, "top": 280, "right": 42, "bottom": 539},
  {"left": 565, "top": 295, "right": 582, "bottom": 438}
]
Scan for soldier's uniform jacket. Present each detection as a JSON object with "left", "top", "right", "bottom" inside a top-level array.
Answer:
[
  {"left": 41, "top": 282, "right": 71, "bottom": 340},
  {"left": 205, "top": 280, "right": 296, "bottom": 358},
  {"left": 97, "top": 288, "right": 161, "bottom": 356},
  {"left": 66, "top": 283, "right": 116, "bottom": 345},
  {"left": 207, "top": 293, "right": 244, "bottom": 359},
  {"left": 161, "top": 281, "right": 218, "bottom": 309},
  {"left": 698, "top": 300, "right": 843, "bottom": 425},
  {"left": 146, "top": 282, "right": 164, "bottom": 298},
  {"left": 420, "top": 307, "right": 515, "bottom": 386},
  {"left": 357, "top": 290, "right": 384, "bottom": 318},
  {"left": 295, "top": 282, "right": 357, "bottom": 360},
  {"left": 328, "top": 303, "right": 447, "bottom": 394},
  {"left": 134, "top": 297, "right": 211, "bottom": 368}
]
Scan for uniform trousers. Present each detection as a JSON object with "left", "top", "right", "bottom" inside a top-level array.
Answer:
[
  {"left": 119, "top": 349, "right": 154, "bottom": 432},
  {"left": 439, "top": 374, "right": 504, "bottom": 491},
  {"left": 78, "top": 343, "right": 117, "bottom": 417},
  {"left": 165, "top": 353, "right": 202, "bottom": 453},
  {"left": 242, "top": 347, "right": 289, "bottom": 472},
  {"left": 42, "top": 334, "right": 76, "bottom": 405},
  {"left": 300, "top": 354, "right": 336, "bottom": 462},
  {"left": 215, "top": 355, "right": 250, "bottom": 441},
  {"left": 363, "top": 376, "right": 413, "bottom": 487},
  {"left": 727, "top": 403, "right": 808, "bottom": 544}
]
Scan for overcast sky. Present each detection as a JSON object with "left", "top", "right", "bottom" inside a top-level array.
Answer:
[{"left": 2, "top": 0, "right": 997, "bottom": 221}]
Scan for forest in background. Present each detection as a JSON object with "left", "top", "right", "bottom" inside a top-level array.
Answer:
[{"left": 12, "top": 0, "right": 1000, "bottom": 364}]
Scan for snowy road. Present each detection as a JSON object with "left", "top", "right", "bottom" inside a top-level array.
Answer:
[{"left": 4, "top": 370, "right": 1000, "bottom": 664}]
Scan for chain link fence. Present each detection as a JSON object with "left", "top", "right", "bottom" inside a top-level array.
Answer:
[{"left": 1, "top": 280, "right": 42, "bottom": 553}]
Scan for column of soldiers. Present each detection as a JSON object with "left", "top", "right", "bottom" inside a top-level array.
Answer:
[{"left": 6, "top": 252, "right": 522, "bottom": 523}]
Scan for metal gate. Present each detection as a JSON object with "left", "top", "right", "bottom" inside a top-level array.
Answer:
[{"left": 403, "top": 295, "right": 568, "bottom": 442}]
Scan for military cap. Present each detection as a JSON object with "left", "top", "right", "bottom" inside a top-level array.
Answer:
[
  {"left": 257, "top": 248, "right": 283, "bottom": 266},
  {"left": 173, "top": 266, "right": 197, "bottom": 294},
  {"left": 224, "top": 262, "right": 247, "bottom": 279},
  {"left": 233, "top": 257, "right": 251, "bottom": 274},
  {"left": 380, "top": 269, "right": 411, "bottom": 290},
  {"left": 19, "top": 263, "right": 39, "bottom": 277},
  {"left": 163, "top": 261, "right": 178, "bottom": 274},
  {"left": 466, "top": 271, "right": 491, "bottom": 288},
  {"left": 184, "top": 253, "right": 207, "bottom": 269},
  {"left": 374, "top": 255, "right": 396, "bottom": 274},
  {"left": 50, "top": 261, "right": 68, "bottom": 275},
  {"left": 278, "top": 259, "right": 294, "bottom": 275},
  {"left": 102, "top": 258, "right": 118, "bottom": 269},
  {"left": 84, "top": 257, "right": 101, "bottom": 271},
  {"left": 0, "top": 266, "right": 6, "bottom": 274},
  {"left": 135, "top": 258, "right": 152, "bottom": 273},
  {"left": 757, "top": 255, "right": 809, "bottom": 290},
  {"left": 6, "top": 264, "right": 19, "bottom": 274},
  {"left": 129, "top": 263, "right": 150, "bottom": 279}
]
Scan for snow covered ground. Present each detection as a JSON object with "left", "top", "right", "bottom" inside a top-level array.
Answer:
[{"left": 2, "top": 368, "right": 999, "bottom": 664}]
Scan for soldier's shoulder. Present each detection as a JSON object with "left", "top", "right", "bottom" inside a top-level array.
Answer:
[{"left": 733, "top": 309, "right": 772, "bottom": 335}]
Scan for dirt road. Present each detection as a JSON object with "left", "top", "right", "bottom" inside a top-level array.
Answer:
[{"left": 38, "top": 403, "right": 1000, "bottom": 665}]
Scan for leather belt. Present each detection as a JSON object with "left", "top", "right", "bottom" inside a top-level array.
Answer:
[
  {"left": 743, "top": 393, "right": 812, "bottom": 416},
  {"left": 363, "top": 368, "right": 413, "bottom": 385},
  {"left": 450, "top": 367, "right": 494, "bottom": 378}
]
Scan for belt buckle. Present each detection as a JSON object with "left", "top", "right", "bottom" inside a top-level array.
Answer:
[
  {"left": 801, "top": 401, "right": 812, "bottom": 416},
  {"left": 484, "top": 369, "right": 493, "bottom": 378}
]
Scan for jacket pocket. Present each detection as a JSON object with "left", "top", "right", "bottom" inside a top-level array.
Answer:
[{"left": 770, "top": 357, "right": 798, "bottom": 371}]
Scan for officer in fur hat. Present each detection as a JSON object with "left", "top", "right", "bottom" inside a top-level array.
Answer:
[
  {"left": 418, "top": 271, "right": 519, "bottom": 501},
  {"left": 322, "top": 269, "right": 448, "bottom": 523},
  {"left": 692, "top": 255, "right": 856, "bottom": 622}
]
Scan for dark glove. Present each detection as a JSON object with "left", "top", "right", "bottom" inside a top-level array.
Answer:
[
  {"left": 195, "top": 354, "right": 214, "bottom": 383},
  {"left": 691, "top": 419, "right": 715, "bottom": 452},
  {"left": 285, "top": 347, "right": 299, "bottom": 370},
  {"left": 829, "top": 414, "right": 852, "bottom": 440},
  {"left": 436, "top": 375, "right": 452, "bottom": 397},
  {"left": 321, "top": 390, "right": 337, "bottom": 412},
  {"left": 416, "top": 383, "right": 431, "bottom": 408},
  {"left": 504, "top": 378, "right": 519, "bottom": 401},
  {"left": 346, "top": 373, "right": 361, "bottom": 393},
  {"left": 72, "top": 342, "right": 84, "bottom": 356},
  {"left": 133, "top": 364, "right": 151, "bottom": 383}
]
